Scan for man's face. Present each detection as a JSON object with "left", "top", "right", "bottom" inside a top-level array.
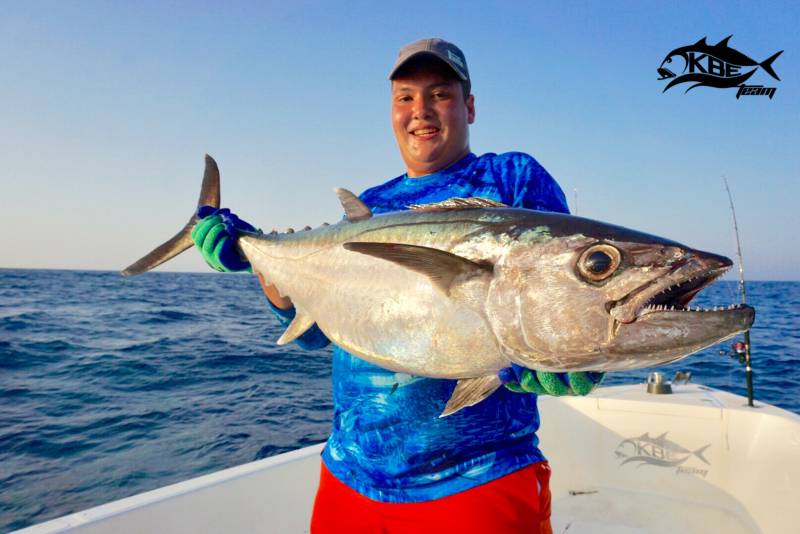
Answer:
[{"left": 391, "top": 63, "right": 475, "bottom": 177}]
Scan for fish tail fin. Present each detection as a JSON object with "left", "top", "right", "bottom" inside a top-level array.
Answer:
[
  {"left": 760, "top": 50, "right": 783, "bottom": 81},
  {"left": 121, "top": 155, "right": 221, "bottom": 276},
  {"left": 693, "top": 444, "right": 711, "bottom": 465}
]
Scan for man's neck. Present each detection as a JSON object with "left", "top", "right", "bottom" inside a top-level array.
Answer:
[{"left": 405, "top": 149, "right": 472, "bottom": 178}]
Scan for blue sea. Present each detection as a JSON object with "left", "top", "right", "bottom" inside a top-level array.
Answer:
[{"left": 1, "top": 270, "right": 798, "bottom": 532}]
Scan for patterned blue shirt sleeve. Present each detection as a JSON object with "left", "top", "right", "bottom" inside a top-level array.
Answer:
[
  {"left": 266, "top": 300, "right": 330, "bottom": 350},
  {"left": 492, "top": 152, "right": 570, "bottom": 214}
]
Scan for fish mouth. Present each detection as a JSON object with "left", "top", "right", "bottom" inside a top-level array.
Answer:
[
  {"left": 603, "top": 251, "right": 755, "bottom": 360},
  {"left": 658, "top": 67, "right": 676, "bottom": 80},
  {"left": 610, "top": 252, "right": 736, "bottom": 324}
]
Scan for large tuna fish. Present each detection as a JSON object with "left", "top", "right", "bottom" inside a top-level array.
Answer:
[{"left": 123, "top": 156, "right": 754, "bottom": 415}]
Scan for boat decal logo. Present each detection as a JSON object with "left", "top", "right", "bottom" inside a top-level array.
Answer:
[
  {"left": 615, "top": 432, "right": 710, "bottom": 477},
  {"left": 658, "top": 35, "right": 782, "bottom": 98}
]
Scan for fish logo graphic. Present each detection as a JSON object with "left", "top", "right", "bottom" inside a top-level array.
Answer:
[
  {"left": 615, "top": 432, "right": 710, "bottom": 470},
  {"left": 658, "top": 36, "right": 782, "bottom": 95}
]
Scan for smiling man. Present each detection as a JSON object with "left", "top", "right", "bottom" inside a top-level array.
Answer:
[
  {"left": 193, "top": 37, "right": 602, "bottom": 533},
  {"left": 390, "top": 49, "right": 475, "bottom": 178}
]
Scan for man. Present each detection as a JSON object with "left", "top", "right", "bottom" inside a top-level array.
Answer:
[{"left": 192, "top": 38, "right": 602, "bottom": 533}]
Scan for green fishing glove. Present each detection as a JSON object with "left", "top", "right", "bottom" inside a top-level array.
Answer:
[
  {"left": 501, "top": 365, "right": 604, "bottom": 396},
  {"left": 191, "top": 207, "right": 256, "bottom": 272}
]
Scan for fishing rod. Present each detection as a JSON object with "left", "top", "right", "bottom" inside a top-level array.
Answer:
[
  {"left": 722, "top": 176, "right": 754, "bottom": 407},
  {"left": 573, "top": 188, "right": 578, "bottom": 216}
]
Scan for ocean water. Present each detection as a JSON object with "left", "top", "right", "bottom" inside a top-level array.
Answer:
[{"left": 0, "top": 269, "right": 797, "bottom": 532}]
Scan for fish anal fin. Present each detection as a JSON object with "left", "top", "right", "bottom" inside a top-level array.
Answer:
[
  {"left": 440, "top": 375, "right": 502, "bottom": 417},
  {"left": 342, "top": 242, "right": 493, "bottom": 295},
  {"left": 409, "top": 197, "right": 507, "bottom": 212},
  {"left": 276, "top": 312, "right": 316, "bottom": 345},
  {"left": 334, "top": 188, "right": 372, "bottom": 221}
]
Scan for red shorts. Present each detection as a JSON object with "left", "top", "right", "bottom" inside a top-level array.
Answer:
[{"left": 310, "top": 461, "right": 552, "bottom": 534}]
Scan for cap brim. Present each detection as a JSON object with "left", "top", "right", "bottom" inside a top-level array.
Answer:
[{"left": 388, "top": 51, "right": 468, "bottom": 81}]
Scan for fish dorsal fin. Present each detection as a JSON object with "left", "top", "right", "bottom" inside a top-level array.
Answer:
[
  {"left": 695, "top": 36, "right": 707, "bottom": 47},
  {"left": 276, "top": 311, "right": 316, "bottom": 345},
  {"left": 715, "top": 35, "right": 732, "bottom": 48},
  {"left": 334, "top": 188, "right": 372, "bottom": 221},
  {"left": 342, "top": 242, "right": 493, "bottom": 295},
  {"left": 409, "top": 197, "right": 508, "bottom": 212},
  {"left": 440, "top": 375, "right": 502, "bottom": 417}
]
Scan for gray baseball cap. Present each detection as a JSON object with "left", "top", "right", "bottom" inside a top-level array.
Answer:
[{"left": 389, "top": 38, "right": 470, "bottom": 92}]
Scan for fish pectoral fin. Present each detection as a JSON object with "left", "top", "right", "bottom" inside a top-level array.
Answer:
[
  {"left": 276, "top": 312, "right": 316, "bottom": 345},
  {"left": 342, "top": 242, "right": 492, "bottom": 295},
  {"left": 334, "top": 188, "right": 373, "bottom": 221},
  {"left": 440, "top": 375, "right": 502, "bottom": 417}
]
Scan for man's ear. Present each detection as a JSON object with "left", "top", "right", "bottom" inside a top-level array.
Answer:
[{"left": 466, "top": 94, "right": 476, "bottom": 124}]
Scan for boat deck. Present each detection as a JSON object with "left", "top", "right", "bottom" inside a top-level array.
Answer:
[
  {"left": 552, "top": 486, "right": 755, "bottom": 534},
  {"left": 16, "top": 384, "right": 800, "bottom": 533}
]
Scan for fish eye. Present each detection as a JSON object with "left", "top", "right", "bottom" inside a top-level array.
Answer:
[{"left": 578, "top": 244, "right": 621, "bottom": 282}]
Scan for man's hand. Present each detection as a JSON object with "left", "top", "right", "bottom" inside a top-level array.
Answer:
[
  {"left": 500, "top": 364, "right": 604, "bottom": 396},
  {"left": 191, "top": 206, "right": 256, "bottom": 272}
]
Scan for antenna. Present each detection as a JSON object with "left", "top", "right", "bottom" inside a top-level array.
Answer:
[{"left": 722, "top": 176, "right": 754, "bottom": 406}]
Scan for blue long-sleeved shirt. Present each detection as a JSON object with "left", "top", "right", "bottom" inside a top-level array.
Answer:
[{"left": 269, "top": 152, "right": 569, "bottom": 502}]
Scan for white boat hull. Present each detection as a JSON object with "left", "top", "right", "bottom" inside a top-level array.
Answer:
[{"left": 15, "top": 384, "right": 800, "bottom": 534}]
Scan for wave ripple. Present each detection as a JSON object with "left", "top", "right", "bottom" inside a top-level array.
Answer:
[{"left": 0, "top": 269, "right": 796, "bottom": 531}]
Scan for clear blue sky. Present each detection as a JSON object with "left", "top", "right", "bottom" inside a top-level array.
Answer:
[{"left": 1, "top": 1, "right": 797, "bottom": 279}]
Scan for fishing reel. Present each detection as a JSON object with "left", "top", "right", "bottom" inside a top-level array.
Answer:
[{"left": 719, "top": 340, "right": 748, "bottom": 364}]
